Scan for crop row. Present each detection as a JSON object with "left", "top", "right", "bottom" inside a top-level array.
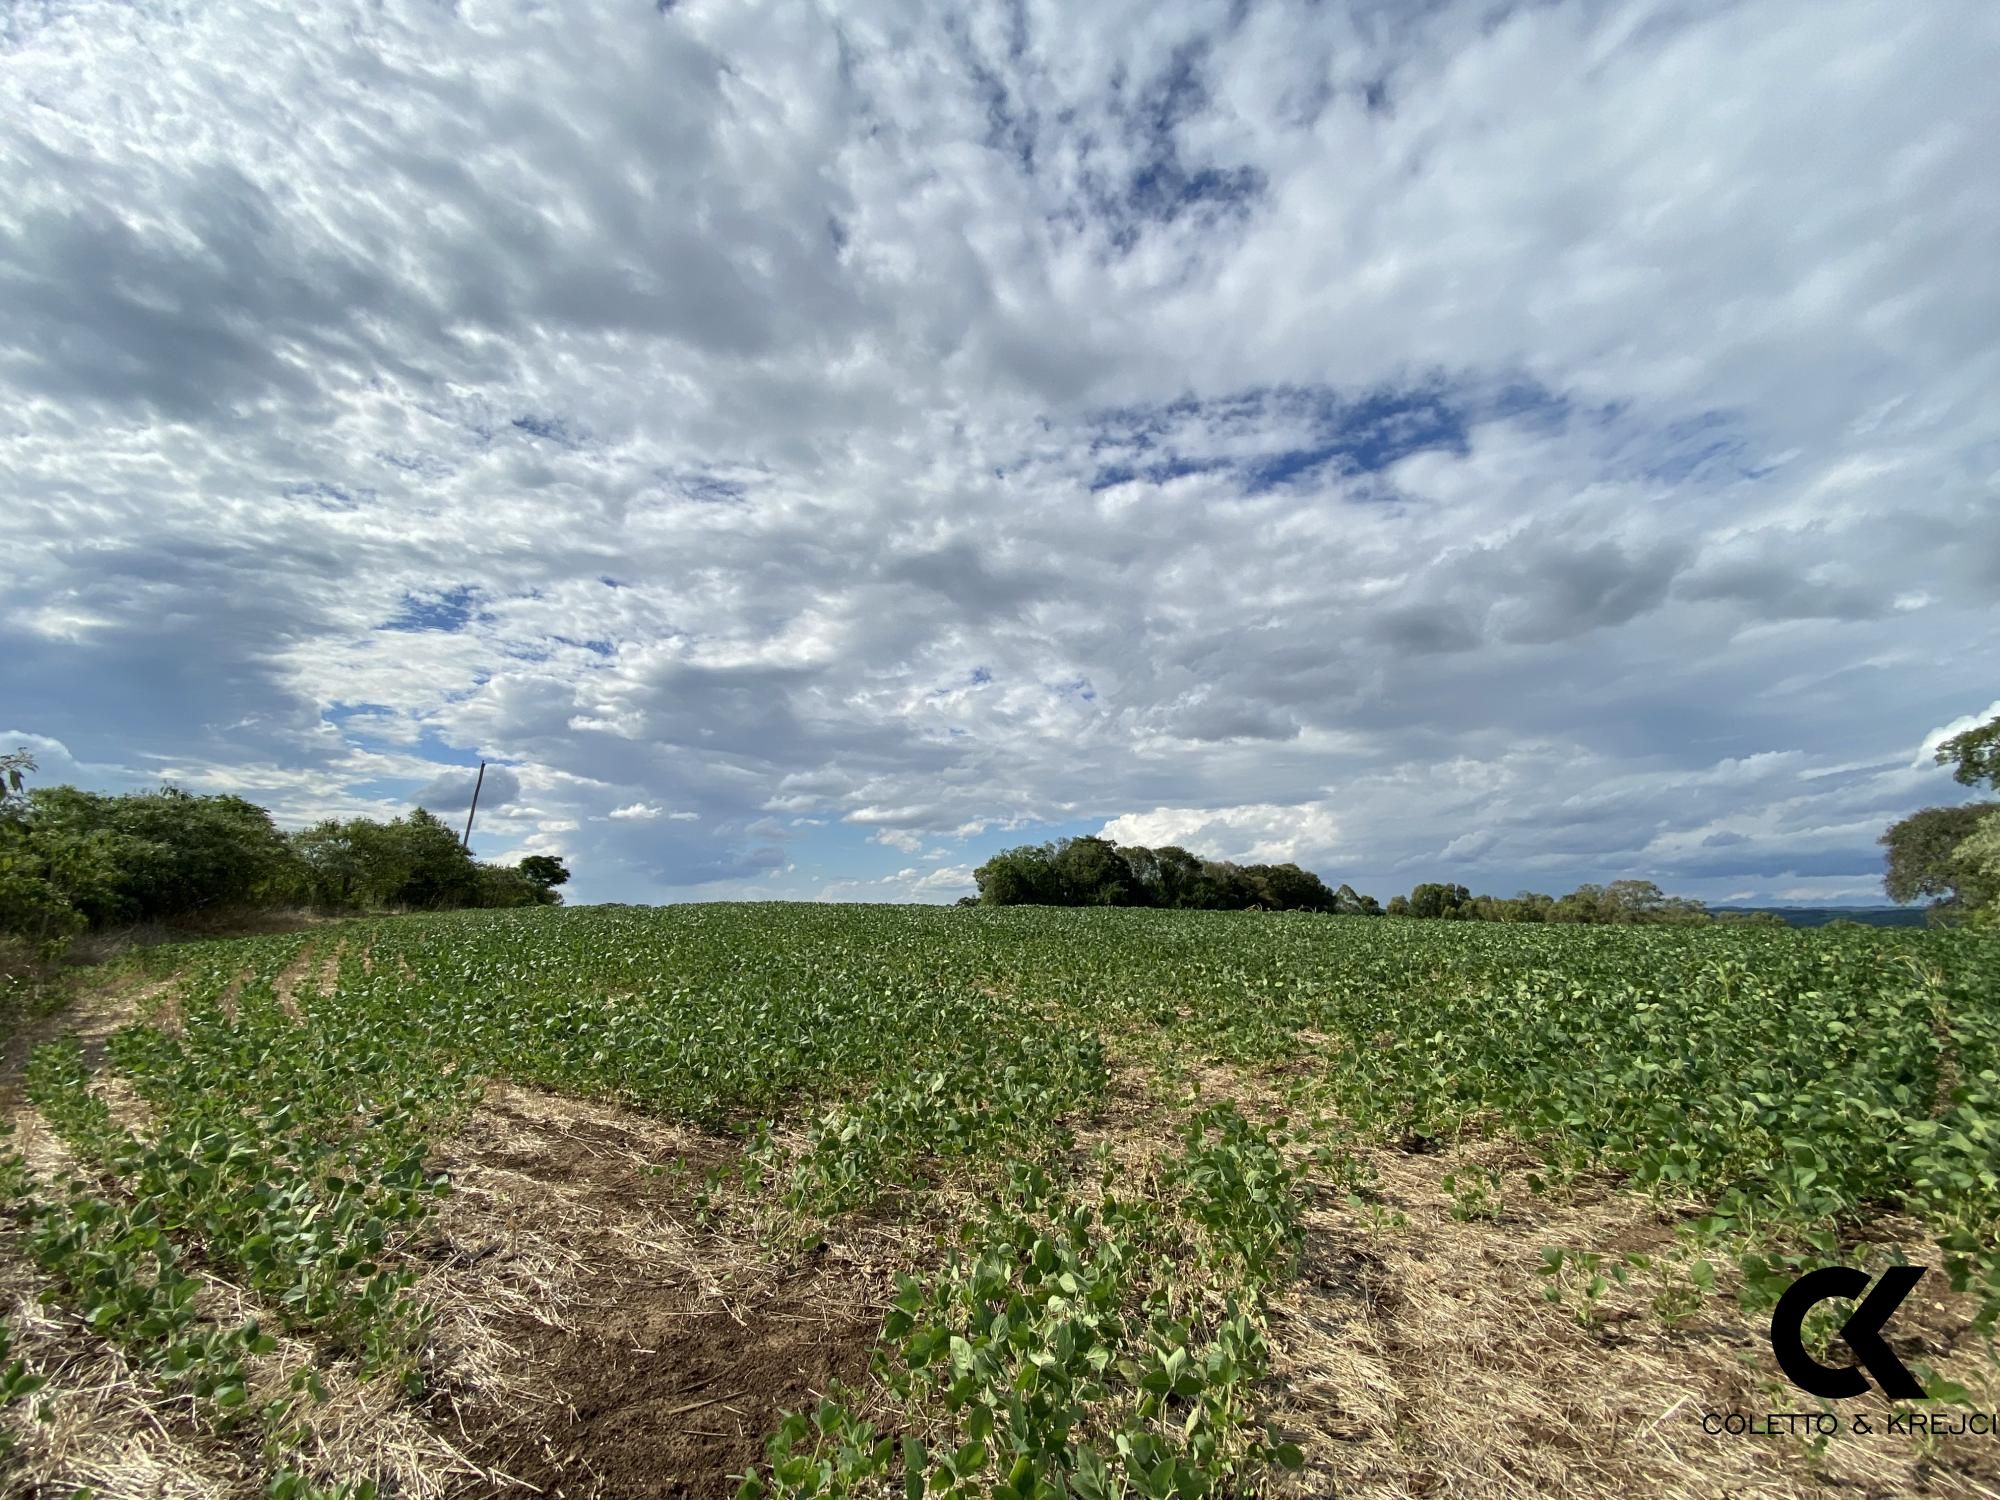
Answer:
[
  {"left": 739, "top": 1107, "right": 1309, "bottom": 1500},
  {"left": 3, "top": 903, "right": 1994, "bottom": 1493}
]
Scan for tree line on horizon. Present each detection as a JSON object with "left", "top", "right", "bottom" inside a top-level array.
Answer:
[
  {"left": 2, "top": 709, "right": 1992, "bottom": 969},
  {"left": 965, "top": 836, "right": 1739, "bottom": 924},
  {"left": 0, "top": 773, "right": 569, "bottom": 964},
  {"left": 965, "top": 710, "right": 2000, "bottom": 930},
  {"left": 965, "top": 837, "right": 1385, "bottom": 915}
]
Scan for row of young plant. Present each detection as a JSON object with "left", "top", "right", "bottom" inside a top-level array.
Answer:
[
  {"left": 146, "top": 906, "right": 2000, "bottom": 1346},
  {"left": 8, "top": 901, "right": 1995, "bottom": 1486},
  {"left": 738, "top": 1104, "right": 1310, "bottom": 1500},
  {"left": 1, "top": 933, "right": 463, "bottom": 1494},
  {"left": 1264, "top": 939, "right": 2000, "bottom": 1339},
  {"left": 740, "top": 1028, "right": 1110, "bottom": 1221}
]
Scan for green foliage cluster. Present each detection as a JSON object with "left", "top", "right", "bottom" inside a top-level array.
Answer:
[
  {"left": 3, "top": 932, "right": 466, "bottom": 1479},
  {"left": 744, "top": 1133, "right": 1306, "bottom": 1500},
  {"left": 1878, "top": 711, "right": 2000, "bottom": 925},
  {"left": 1881, "top": 803, "right": 2000, "bottom": 921},
  {"left": 1384, "top": 877, "right": 1711, "bottom": 924},
  {"left": 750, "top": 1031, "right": 1107, "bottom": 1219},
  {"left": 1, "top": 782, "right": 297, "bottom": 957},
  {"left": 0, "top": 1309, "right": 45, "bottom": 1461},
  {"left": 0, "top": 762, "right": 570, "bottom": 966},
  {"left": 1937, "top": 716, "right": 2000, "bottom": 793},
  {"left": 972, "top": 837, "right": 1380, "bottom": 915},
  {"left": 8, "top": 901, "right": 1996, "bottom": 1492},
  {"left": 289, "top": 806, "right": 564, "bottom": 912}
]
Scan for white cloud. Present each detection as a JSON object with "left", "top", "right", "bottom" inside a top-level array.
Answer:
[
  {"left": 817, "top": 864, "right": 976, "bottom": 905},
  {"left": 1, "top": 0, "right": 1994, "bottom": 907},
  {"left": 1916, "top": 702, "right": 2000, "bottom": 769},
  {"left": 1099, "top": 804, "right": 1343, "bottom": 865}
]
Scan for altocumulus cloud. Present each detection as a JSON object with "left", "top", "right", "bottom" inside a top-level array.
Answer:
[{"left": 1, "top": 0, "right": 1996, "bottom": 908}]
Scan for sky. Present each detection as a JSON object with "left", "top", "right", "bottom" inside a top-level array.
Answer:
[{"left": 2, "top": 0, "right": 1996, "bottom": 910}]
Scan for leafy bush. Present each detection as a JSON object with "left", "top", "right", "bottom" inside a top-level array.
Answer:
[
  {"left": 0, "top": 774, "right": 572, "bottom": 956},
  {"left": 973, "top": 838, "right": 1375, "bottom": 914}
]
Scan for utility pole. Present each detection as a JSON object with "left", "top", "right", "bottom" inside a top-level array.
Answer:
[{"left": 461, "top": 761, "right": 487, "bottom": 850}]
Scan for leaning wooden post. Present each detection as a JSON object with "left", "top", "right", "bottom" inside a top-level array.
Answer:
[{"left": 461, "top": 761, "right": 487, "bottom": 850}]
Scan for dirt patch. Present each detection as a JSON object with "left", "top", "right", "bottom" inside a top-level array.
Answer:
[
  {"left": 271, "top": 940, "right": 325, "bottom": 1020},
  {"left": 472, "top": 1285, "right": 876, "bottom": 1499},
  {"left": 1092, "top": 1052, "right": 2000, "bottom": 1500},
  {"left": 420, "top": 1083, "right": 887, "bottom": 1499},
  {"left": 1260, "top": 1130, "right": 2000, "bottom": 1500}
]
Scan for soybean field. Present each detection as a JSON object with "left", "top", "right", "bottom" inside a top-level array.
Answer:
[{"left": 2, "top": 904, "right": 1997, "bottom": 1499}]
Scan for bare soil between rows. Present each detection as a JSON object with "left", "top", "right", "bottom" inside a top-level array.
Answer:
[
  {"left": 8, "top": 971, "right": 2000, "bottom": 1500},
  {"left": 431, "top": 1089, "right": 878, "bottom": 1500},
  {"left": 467, "top": 1291, "right": 875, "bottom": 1500}
]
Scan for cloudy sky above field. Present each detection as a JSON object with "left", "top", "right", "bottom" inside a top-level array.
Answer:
[{"left": 3, "top": 0, "right": 1996, "bottom": 907}]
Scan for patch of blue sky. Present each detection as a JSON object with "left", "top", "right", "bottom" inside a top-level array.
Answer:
[
  {"left": 322, "top": 704, "right": 413, "bottom": 757},
  {"left": 282, "top": 479, "right": 373, "bottom": 509},
  {"left": 409, "top": 725, "right": 484, "bottom": 766},
  {"left": 671, "top": 471, "right": 748, "bottom": 504},
  {"left": 1084, "top": 381, "right": 1537, "bottom": 493},
  {"left": 325, "top": 700, "right": 398, "bottom": 725},
  {"left": 373, "top": 449, "right": 454, "bottom": 480},
  {"left": 927, "top": 666, "right": 995, "bottom": 700},
  {"left": 1640, "top": 409, "right": 1752, "bottom": 484},
  {"left": 510, "top": 413, "right": 585, "bottom": 447},
  {"left": 340, "top": 777, "right": 419, "bottom": 805},
  {"left": 380, "top": 585, "right": 479, "bottom": 633}
]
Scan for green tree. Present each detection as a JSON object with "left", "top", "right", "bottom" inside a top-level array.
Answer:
[
  {"left": 519, "top": 855, "right": 570, "bottom": 891},
  {"left": 1936, "top": 712, "right": 2000, "bottom": 790},
  {"left": 1407, "top": 882, "right": 1470, "bottom": 920},
  {"left": 390, "top": 809, "right": 479, "bottom": 910},
  {"left": 1118, "top": 845, "right": 1164, "bottom": 907},
  {"left": 23, "top": 786, "right": 301, "bottom": 924},
  {"left": 292, "top": 819, "right": 380, "bottom": 909},
  {"left": 1238, "top": 862, "right": 1328, "bottom": 911},
  {"left": 472, "top": 863, "right": 546, "bottom": 908},
  {"left": 1951, "top": 817, "right": 2000, "bottom": 928},
  {"left": 0, "top": 750, "right": 85, "bottom": 959},
  {"left": 291, "top": 809, "right": 482, "bottom": 911},
  {"left": 1050, "top": 837, "right": 1136, "bottom": 906},
  {"left": 974, "top": 844, "right": 1061, "bottom": 906},
  {"left": 0, "top": 748, "right": 34, "bottom": 812},
  {"left": 1604, "top": 879, "right": 1709, "bottom": 925},
  {"left": 1880, "top": 803, "right": 2000, "bottom": 916},
  {"left": 1152, "top": 847, "right": 1207, "bottom": 908},
  {"left": 1510, "top": 891, "right": 1554, "bottom": 923},
  {"left": 1552, "top": 884, "right": 1611, "bottom": 924}
]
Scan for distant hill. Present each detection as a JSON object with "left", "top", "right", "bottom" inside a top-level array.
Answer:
[{"left": 1711, "top": 905, "right": 1928, "bottom": 929}]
